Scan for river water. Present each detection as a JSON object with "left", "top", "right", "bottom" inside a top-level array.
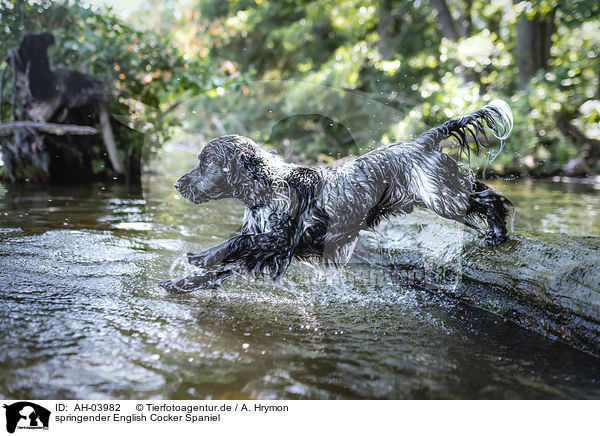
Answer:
[{"left": 0, "top": 167, "right": 599, "bottom": 399}]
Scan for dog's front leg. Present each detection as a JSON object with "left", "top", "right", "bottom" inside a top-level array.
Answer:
[
  {"left": 187, "top": 239, "right": 233, "bottom": 268},
  {"left": 189, "top": 229, "right": 299, "bottom": 279}
]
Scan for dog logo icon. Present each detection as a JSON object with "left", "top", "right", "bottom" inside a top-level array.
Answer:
[{"left": 3, "top": 402, "right": 50, "bottom": 433}]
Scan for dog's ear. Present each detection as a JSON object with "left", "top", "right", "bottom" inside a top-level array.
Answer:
[{"left": 231, "top": 152, "right": 273, "bottom": 207}]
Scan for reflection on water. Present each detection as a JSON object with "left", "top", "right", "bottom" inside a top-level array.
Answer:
[
  {"left": 0, "top": 176, "right": 599, "bottom": 399},
  {"left": 486, "top": 178, "right": 600, "bottom": 236}
]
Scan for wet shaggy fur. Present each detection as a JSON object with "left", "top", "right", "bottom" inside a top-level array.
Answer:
[{"left": 159, "top": 100, "right": 514, "bottom": 293}]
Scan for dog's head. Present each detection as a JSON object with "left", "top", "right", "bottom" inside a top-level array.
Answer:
[{"left": 175, "top": 134, "right": 275, "bottom": 206}]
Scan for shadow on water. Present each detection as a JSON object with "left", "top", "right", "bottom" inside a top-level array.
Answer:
[{"left": 0, "top": 173, "right": 599, "bottom": 399}]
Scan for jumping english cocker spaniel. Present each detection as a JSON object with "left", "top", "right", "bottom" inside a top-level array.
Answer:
[{"left": 159, "top": 100, "right": 514, "bottom": 293}]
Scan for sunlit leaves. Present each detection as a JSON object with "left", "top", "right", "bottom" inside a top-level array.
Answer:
[
  {"left": 442, "top": 30, "right": 510, "bottom": 73},
  {"left": 578, "top": 100, "right": 600, "bottom": 140}
]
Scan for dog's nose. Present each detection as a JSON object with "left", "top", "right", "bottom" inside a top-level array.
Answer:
[{"left": 174, "top": 178, "right": 183, "bottom": 190}]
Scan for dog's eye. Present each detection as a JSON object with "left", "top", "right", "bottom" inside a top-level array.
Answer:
[{"left": 205, "top": 159, "right": 213, "bottom": 166}]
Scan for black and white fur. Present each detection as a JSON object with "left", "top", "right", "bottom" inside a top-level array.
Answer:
[{"left": 159, "top": 100, "right": 514, "bottom": 293}]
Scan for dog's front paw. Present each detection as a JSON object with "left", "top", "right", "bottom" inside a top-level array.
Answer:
[
  {"left": 484, "top": 230, "right": 507, "bottom": 247},
  {"left": 158, "top": 278, "right": 194, "bottom": 294}
]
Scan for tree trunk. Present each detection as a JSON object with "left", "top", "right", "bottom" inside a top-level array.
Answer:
[
  {"left": 554, "top": 111, "right": 600, "bottom": 172},
  {"left": 378, "top": 0, "right": 394, "bottom": 59},
  {"left": 355, "top": 212, "right": 600, "bottom": 356},
  {"left": 596, "top": 63, "right": 600, "bottom": 99},
  {"left": 463, "top": 0, "right": 473, "bottom": 37},
  {"left": 515, "top": 10, "right": 555, "bottom": 86},
  {"left": 429, "top": 0, "right": 480, "bottom": 85},
  {"left": 431, "top": 0, "right": 460, "bottom": 40}
]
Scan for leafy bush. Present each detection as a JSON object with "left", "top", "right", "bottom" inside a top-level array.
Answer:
[{"left": 0, "top": 0, "right": 239, "bottom": 180}]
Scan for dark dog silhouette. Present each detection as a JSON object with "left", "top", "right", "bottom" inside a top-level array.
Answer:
[{"left": 3, "top": 402, "right": 50, "bottom": 434}]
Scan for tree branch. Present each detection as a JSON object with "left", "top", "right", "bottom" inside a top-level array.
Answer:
[
  {"left": 98, "top": 104, "right": 124, "bottom": 174},
  {"left": 0, "top": 120, "right": 98, "bottom": 136}
]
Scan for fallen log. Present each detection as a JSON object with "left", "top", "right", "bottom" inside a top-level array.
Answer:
[
  {"left": 0, "top": 120, "right": 98, "bottom": 136},
  {"left": 355, "top": 211, "right": 600, "bottom": 356}
]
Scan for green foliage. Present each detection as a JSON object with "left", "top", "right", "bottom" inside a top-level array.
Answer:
[
  {"left": 2, "top": 0, "right": 598, "bottom": 176},
  {"left": 155, "top": 0, "right": 598, "bottom": 174},
  {"left": 0, "top": 0, "right": 238, "bottom": 180}
]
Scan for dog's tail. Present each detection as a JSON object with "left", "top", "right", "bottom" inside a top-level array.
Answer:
[{"left": 418, "top": 99, "right": 513, "bottom": 162}]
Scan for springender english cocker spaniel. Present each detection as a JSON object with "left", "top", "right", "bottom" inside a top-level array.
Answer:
[{"left": 159, "top": 100, "right": 514, "bottom": 293}]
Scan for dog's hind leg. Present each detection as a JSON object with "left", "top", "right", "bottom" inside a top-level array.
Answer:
[
  {"left": 407, "top": 149, "right": 473, "bottom": 223},
  {"left": 405, "top": 149, "right": 512, "bottom": 247},
  {"left": 464, "top": 181, "right": 514, "bottom": 247}
]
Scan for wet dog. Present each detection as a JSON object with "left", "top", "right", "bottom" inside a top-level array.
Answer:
[{"left": 159, "top": 100, "right": 514, "bottom": 293}]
